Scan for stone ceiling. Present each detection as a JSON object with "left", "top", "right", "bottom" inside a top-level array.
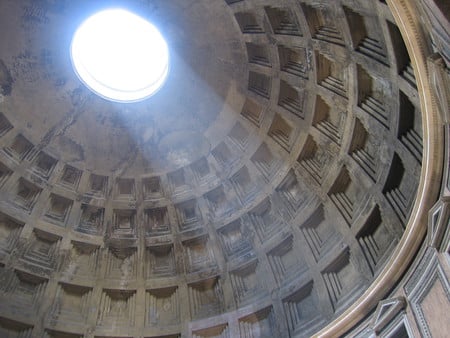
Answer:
[{"left": 0, "top": 0, "right": 429, "bottom": 337}]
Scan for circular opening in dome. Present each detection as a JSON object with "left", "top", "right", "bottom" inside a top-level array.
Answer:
[{"left": 71, "top": 9, "right": 169, "bottom": 102}]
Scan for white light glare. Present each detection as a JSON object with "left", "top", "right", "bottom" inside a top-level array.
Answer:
[{"left": 71, "top": 9, "right": 169, "bottom": 102}]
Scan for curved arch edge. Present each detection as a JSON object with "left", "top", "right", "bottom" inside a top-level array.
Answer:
[{"left": 314, "top": 0, "right": 444, "bottom": 336}]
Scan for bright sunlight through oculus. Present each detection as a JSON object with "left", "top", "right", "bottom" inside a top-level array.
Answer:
[{"left": 71, "top": 9, "right": 169, "bottom": 102}]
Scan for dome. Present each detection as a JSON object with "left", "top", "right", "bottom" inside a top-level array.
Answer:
[{"left": 0, "top": 1, "right": 448, "bottom": 337}]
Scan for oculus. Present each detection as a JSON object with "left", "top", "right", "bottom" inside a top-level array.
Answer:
[{"left": 71, "top": 9, "right": 169, "bottom": 102}]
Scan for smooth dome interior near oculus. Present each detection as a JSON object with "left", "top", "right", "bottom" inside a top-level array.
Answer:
[{"left": 71, "top": 9, "right": 169, "bottom": 102}]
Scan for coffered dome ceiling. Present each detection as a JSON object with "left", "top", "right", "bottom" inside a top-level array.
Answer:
[
  {"left": 0, "top": 0, "right": 248, "bottom": 173},
  {"left": 0, "top": 0, "right": 438, "bottom": 337}
]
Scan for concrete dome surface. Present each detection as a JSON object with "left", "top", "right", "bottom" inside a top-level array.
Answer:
[{"left": 0, "top": 0, "right": 448, "bottom": 337}]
